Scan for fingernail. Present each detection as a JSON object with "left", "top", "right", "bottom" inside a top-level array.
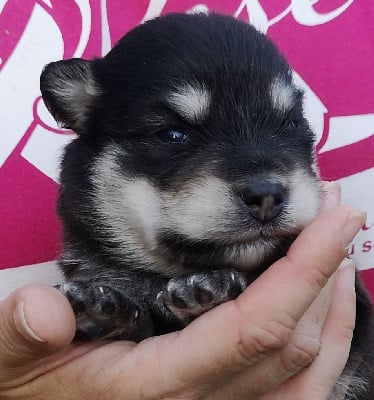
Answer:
[
  {"left": 338, "top": 258, "right": 355, "bottom": 270},
  {"left": 342, "top": 212, "right": 366, "bottom": 247},
  {"left": 323, "top": 181, "right": 341, "bottom": 190},
  {"left": 14, "top": 301, "right": 45, "bottom": 343},
  {"left": 337, "top": 260, "right": 356, "bottom": 292}
]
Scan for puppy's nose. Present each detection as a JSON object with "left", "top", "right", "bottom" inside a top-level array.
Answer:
[{"left": 240, "top": 181, "right": 287, "bottom": 222}]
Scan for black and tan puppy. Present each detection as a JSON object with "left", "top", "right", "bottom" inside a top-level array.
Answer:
[{"left": 40, "top": 13, "right": 373, "bottom": 399}]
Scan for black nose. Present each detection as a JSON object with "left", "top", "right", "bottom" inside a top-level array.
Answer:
[{"left": 240, "top": 181, "right": 287, "bottom": 222}]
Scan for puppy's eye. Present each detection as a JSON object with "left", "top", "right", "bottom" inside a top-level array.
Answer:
[
  {"left": 158, "top": 130, "right": 188, "bottom": 144},
  {"left": 286, "top": 120, "right": 299, "bottom": 130}
]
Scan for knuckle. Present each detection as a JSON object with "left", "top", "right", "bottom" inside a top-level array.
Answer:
[
  {"left": 280, "top": 332, "right": 321, "bottom": 373},
  {"left": 237, "top": 316, "right": 295, "bottom": 361},
  {"left": 309, "top": 266, "right": 333, "bottom": 290},
  {"left": 287, "top": 254, "right": 336, "bottom": 294}
]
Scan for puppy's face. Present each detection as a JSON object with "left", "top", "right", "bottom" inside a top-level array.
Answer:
[{"left": 41, "top": 14, "right": 321, "bottom": 275}]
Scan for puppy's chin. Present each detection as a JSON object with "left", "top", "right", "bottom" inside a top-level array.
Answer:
[
  {"left": 220, "top": 234, "right": 296, "bottom": 270},
  {"left": 153, "top": 224, "right": 298, "bottom": 273}
]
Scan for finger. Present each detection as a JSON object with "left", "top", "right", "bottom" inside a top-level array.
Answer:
[
  {"left": 295, "top": 260, "right": 356, "bottom": 399},
  {"left": 208, "top": 264, "right": 337, "bottom": 399},
  {"left": 260, "top": 259, "right": 356, "bottom": 400},
  {"left": 0, "top": 284, "right": 76, "bottom": 387},
  {"left": 321, "top": 181, "right": 341, "bottom": 210},
  {"left": 111, "top": 206, "right": 365, "bottom": 397}
]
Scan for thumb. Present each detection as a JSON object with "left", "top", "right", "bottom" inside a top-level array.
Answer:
[{"left": 0, "top": 284, "right": 75, "bottom": 385}]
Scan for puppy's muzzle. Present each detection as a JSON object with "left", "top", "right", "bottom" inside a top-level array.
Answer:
[{"left": 239, "top": 180, "right": 287, "bottom": 222}]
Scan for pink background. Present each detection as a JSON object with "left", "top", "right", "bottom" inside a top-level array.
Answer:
[{"left": 0, "top": 0, "right": 373, "bottom": 299}]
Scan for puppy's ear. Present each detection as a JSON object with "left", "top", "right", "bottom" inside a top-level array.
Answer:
[{"left": 40, "top": 59, "right": 99, "bottom": 133}]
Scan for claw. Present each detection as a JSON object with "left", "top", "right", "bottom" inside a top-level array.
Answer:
[{"left": 133, "top": 310, "right": 139, "bottom": 324}]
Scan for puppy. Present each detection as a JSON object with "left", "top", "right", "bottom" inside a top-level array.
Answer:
[{"left": 40, "top": 13, "right": 374, "bottom": 399}]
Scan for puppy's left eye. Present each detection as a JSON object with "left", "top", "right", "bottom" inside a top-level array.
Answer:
[
  {"left": 158, "top": 130, "right": 188, "bottom": 144},
  {"left": 286, "top": 120, "right": 299, "bottom": 130}
]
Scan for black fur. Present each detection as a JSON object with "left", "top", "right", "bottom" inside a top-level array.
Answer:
[{"left": 40, "top": 13, "right": 374, "bottom": 398}]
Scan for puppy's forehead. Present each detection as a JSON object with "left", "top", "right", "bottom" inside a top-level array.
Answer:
[
  {"left": 100, "top": 14, "right": 302, "bottom": 124},
  {"left": 167, "top": 83, "right": 211, "bottom": 123}
]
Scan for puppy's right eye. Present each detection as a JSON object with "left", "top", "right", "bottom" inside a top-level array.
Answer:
[{"left": 157, "top": 130, "right": 188, "bottom": 144}]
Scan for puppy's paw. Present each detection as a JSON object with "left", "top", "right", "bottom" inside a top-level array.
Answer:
[
  {"left": 157, "top": 269, "right": 247, "bottom": 323},
  {"left": 59, "top": 282, "right": 153, "bottom": 341}
]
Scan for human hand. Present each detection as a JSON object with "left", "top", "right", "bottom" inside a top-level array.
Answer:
[{"left": 0, "top": 184, "right": 363, "bottom": 400}]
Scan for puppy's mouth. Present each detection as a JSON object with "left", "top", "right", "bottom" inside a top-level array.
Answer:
[
  {"left": 223, "top": 215, "right": 303, "bottom": 244},
  {"left": 155, "top": 222, "right": 299, "bottom": 272},
  {"left": 258, "top": 220, "right": 302, "bottom": 238}
]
